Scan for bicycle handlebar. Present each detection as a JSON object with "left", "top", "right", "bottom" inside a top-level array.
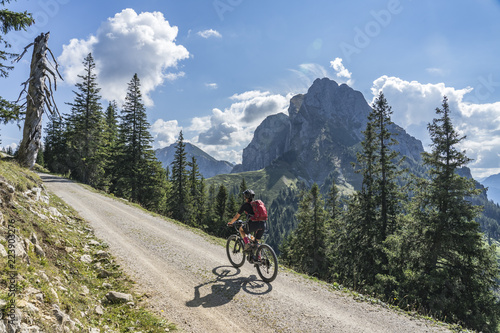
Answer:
[{"left": 229, "top": 220, "right": 245, "bottom": 228}]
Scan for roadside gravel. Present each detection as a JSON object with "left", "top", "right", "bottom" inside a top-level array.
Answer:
[{"left": 39, "top": 173, "right": 451, "bottom": 333}]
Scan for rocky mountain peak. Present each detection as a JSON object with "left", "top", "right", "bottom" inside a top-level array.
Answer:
[
  {"left": 236, "top": 77, "right": 425, "bottom": 186},
  {"left": 289, "top": 78, "right": 371, "bottom": 146}
]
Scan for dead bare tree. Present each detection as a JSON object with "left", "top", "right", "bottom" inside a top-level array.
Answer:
[{"left": 14, "top": 32, "right": 62, "bottom": 169}]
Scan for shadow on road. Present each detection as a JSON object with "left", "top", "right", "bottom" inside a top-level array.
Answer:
[
  {"left": 37, "top": 173, "right": 73, "bottom": 183},
  {"left": 186, "top": 266, "right": 272, "bottom": 308}
]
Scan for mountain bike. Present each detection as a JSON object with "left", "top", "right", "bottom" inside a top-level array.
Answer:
[{"left": 226, "top": 220, "right": 278, "bottom": 283}]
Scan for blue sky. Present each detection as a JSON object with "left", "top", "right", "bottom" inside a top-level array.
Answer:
[{"left": 1, "top": 0, "right": 500, "bottom": 179}]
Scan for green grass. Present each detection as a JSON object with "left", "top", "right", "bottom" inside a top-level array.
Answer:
[{"left": 0, "top": 157, "right": 177, "bottom": 332}]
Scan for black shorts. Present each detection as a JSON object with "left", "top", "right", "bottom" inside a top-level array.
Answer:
[{"left": 243, "top": 221, "right": 267, "bottom": 240}]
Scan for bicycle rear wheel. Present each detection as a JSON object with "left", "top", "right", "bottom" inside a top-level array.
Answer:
[
  {"left": 255, "top": 244, "right": 278, "bottom": 282},
  {"left": 226, "top": 235, "right": 245, "bottom": 267}
]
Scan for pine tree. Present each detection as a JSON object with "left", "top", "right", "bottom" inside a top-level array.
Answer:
[
  {"left": 215, "top": 185, "right": 228, "bottom": 219},
  {"left": 338, "top": 117, "right": 378, "bottom": 288},
  {"left": 36, "top": 144, "right": 44, "bottom": 166},
  {"left": 226, "top": 193, "right": 239, "bottom": 219},
  {"left": 44, "top": 113, "right": 68, "bottom": 174},
  {"left": 326, "top": 178, "right": 342, "bottom": 222},
  {"left": 203, "top": 183, "right": 218, "bottom": 230},
  {"left": 169, "top": 130, "right": 190, "bottom": 222},
  {"left": 239, "top": 178, "right": 248, "bottom": 201},
  {"left": 102, "top": 101, "right": 119, "bottom": 191},
  {"left": 335, "top": 92, "right": 404, "bottom": 289},
  {"left": 281, "top": 184, "right": 328, "bottom": 279},
  {"left": 214, "top": 184, "right": 228, "bottom": 237},
  {"left": 114, "top": 73, "right": 166, "bottom": 211},
  {"left": 400, "top": 97, "right": 500, "bottom": 331},
  {"left": 139, "top": 155, "right": 168, "bottom": 213},
  {"left": 325, "top": 178, "right": 342, "bottom": 279},
  {"left": 188, "top": 156, "right": 205, "bottom": 226},
  {"left": 370, "top": 92, "right": 403, "bottom": 242},
  {"left": 65, "top": 53, "right": 105, "bottom": 186}
]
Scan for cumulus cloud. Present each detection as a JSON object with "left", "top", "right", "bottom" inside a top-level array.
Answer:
[
  {"left": 58, "top": 36, "right": 98, "bottom": 85},
  {"left": 198, "top": 114, "right": 240, "bottom": 145},
  {"left": 151, "top": 119, "right": 183, "bottom": 148},
  {"left": 197, "top": 29, "right": 222, "bottom": 38},
  {"left": 185, "top": 91, "right": 289, "bottom": 163},
  {"left": 372, "top": 75, "right": 500, "bottom": 178},
  {"left": 58, "top": 8, "right": 189, "bottom": 107},
  {"left": 330, "top": 57, "right": 353, "bottom": 85}
]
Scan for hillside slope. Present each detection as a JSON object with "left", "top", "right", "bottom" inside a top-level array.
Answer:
[
  {"left": 38, "top": 171, "right": 454, "bottom": 333},
  {"left": 0, "top": 158, "right": 176, "bottom": 332}
]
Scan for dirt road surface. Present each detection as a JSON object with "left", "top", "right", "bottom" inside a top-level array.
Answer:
[{"left": 40, "top": 173, "right": 450, "bottom": 333}]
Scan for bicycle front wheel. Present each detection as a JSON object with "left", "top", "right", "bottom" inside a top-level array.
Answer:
[
  {"left": 256, "top": 244, "right": 278, "bottom": 282},
  {"left": 226, "top": 235, "right": 245, "bottom": 268}
]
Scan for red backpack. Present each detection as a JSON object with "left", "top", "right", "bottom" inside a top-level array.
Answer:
[{"left": 250, "top": 200, "right": 268, "bottom": 221}]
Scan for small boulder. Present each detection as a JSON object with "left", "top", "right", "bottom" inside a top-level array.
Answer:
[
  {"left": 105, "top": 291, "right": 133, "bottom": 304},
  {"left": 80, "top": 254, "right": 92, "bottom": 264},
  {"left": 34, "top": 244, "right": 45, "bottom": 257}
]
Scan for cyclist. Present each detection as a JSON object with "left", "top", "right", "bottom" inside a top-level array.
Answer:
[{"left": 228, "top": 189, "right": 266, "bottom": 251}]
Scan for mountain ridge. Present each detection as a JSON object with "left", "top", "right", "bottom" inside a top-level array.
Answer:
[
  {"left": 480, "top": 173, "right": 500, "bottom": 205},
  {"left": 155, "top": 142, "right": 234, "bottom": 178}
]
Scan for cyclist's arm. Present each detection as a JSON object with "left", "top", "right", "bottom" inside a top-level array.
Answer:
[{"left": 228, "top": 213, "right": 241, "bottom": 225}]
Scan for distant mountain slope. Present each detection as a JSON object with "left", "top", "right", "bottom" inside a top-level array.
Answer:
[
  {"left": 481, "top": 173, "right": 500, "bottom": 205},
  {"left": 155, "top": 142, "right": 234, "bottom": 178}
]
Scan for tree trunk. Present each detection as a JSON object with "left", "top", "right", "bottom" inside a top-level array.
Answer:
[{"left": 17, "top": 33, "right": 51, "bottom": 169}]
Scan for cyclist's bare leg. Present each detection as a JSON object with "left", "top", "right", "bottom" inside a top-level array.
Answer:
[{"left": 239, "top": 226, "right": 248, "bottom": 241}]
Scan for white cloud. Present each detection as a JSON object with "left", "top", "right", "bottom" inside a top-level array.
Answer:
[
  {"left": 426, "top": 67, "right": 446, "bottom": 76},
  {"left": 371, "top": 75, "right": 500, "bottom": 178},
  {"left": 0, "top": 142, "right": 18, "bottom": 153},
  {"left": 151, "top": 119, "right": 182, "bottom": 148},
  {"left": 330, "top": 57, "right": 353, "bottom": 85},
  {"left": 188, "top": 115, "right": 211, "bottom": 133},
  {"left": 205, "top": 82, "right": 218, "bottom": 89},
  {"left": 292, "top": 63, "right": 330, "bottom": 81},
  {"left": 164, "top": 72, "right": 186, "bottom": 81},
  {"left": 58, "top": 8, "right": 189, "bottom": 107},
  {"left": 186, "top": 91, "right": 289, "bottom": 163},
  {"left": 285, "top": 60, "right": 355, "bottom": 94},
  {"left": 58, "top": 36, "right": 98, "bottom": 85},
  {"left": 230, "top": 90, "right": 269, "bottom": 101},
  {"left": 197, "top": 29, "right": 222, "bottom": 38},
  {"left": 285, "top": 63, "right": 331, "bottom": 93}
]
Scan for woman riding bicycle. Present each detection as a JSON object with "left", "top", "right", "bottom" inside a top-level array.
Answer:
[{"left": 227, "top": 189, "right": 266, "bottom": 251}]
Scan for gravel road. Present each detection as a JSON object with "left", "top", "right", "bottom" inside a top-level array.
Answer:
[{"left": 40, "top": 173, "right": 450, "bottom": 333}]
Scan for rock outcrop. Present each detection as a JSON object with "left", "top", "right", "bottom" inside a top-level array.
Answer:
[{"left": 233, "top": 113, "right": 291, "bottom": 173}]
